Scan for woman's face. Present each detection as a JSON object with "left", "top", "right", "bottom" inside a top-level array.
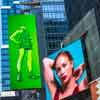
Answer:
[{"left": 55, "top": 54, "right": 73, "bottom": 86}]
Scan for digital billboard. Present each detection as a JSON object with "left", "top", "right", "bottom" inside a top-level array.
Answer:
[
  {"left": 8, "top": 15, "right": 41, "bottom": 90},
  {"left": 43, "top": 39, "right": 89, "bottom": 100}
]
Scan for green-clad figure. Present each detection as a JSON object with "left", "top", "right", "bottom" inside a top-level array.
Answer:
[{"left": 10, "top": 26, "right": 34, "bottom": 81}]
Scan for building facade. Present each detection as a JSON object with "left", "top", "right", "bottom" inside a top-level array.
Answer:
[
  {"left": 64, "top": 0, "right": 100, "bottom": 31},
  {"left": 40, "top": 0, "right": 69, "bottom": 55},
  {"left": 0, "top": 0, "right": 2, "bottom": 92},
  {"left": 0, "top": 0, "right": 14, "bottom": 92}
]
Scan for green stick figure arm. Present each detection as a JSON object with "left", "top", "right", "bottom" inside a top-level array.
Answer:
[{"left": 10, "top": 30, "right": 21, "bottom": 44}]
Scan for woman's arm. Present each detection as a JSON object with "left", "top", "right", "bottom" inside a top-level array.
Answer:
[
  {"left": 73, "top": 63, "right": 86, "bottom": 81},
  {"left": 42, "top": 57, "right": 55, "bottom": 83},
  {"left": 42, "top": 57, "right": 56, "bottom": 98},
  {"left": 73, "top": 63, "right": 88, "bottom": 91}
]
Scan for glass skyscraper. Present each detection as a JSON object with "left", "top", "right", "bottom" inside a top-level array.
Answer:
[
  {"left": 40, "top": 0, "right": 69, "bottom": 54},
  {"left": 0, "top": 0, "right": 14, "bottom": 92},
  {"left": 0, "top": 0, "right": 2, "bottom": 92}
]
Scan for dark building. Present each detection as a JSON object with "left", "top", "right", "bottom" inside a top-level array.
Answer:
[{"left": 64, "top": 0, "right": 100, "bottom": 32}]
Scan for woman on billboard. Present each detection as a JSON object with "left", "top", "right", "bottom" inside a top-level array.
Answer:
[{"left": 43, "top": 51, "right": 88, "bottom": 100}]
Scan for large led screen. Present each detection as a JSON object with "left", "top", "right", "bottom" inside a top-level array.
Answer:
[
  {"left": 8, "top": 15, "right": 41, "bottom": 90},
  {"left": 43, "top": 39, "right": 89, "bottom": 100}
]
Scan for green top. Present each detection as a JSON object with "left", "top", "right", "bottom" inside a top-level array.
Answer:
[{"left": 10, "top": 28, "right": 32, "bottom": 49}]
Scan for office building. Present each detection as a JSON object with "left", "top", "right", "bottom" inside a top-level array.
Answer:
[
  {"left": 40, "top": 0, "right": 69, "bottom": 54},
  {"left": 0, "top": 0, "right": 2, "bottom": 92},
  {"left": 0, "top": 0, "right": 14, "bottom": 92}
]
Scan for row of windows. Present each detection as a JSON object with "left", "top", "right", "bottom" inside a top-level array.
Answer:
[
  {"left": 1, "top": 68, "right": 10, "bottom": 73},
  {"left": 17, "top": 5, "right": 32, "bottom": 9},
  {"left": 1, "top": 54, "right": 8, "bottom": 58},
  {"left": 1, "top": 9, "right": 15, "bottom": 14},
  {"left": 2, "top": 26, "right": 8, "bottom": 30},
  {"left": 42, "top": 5, "right": 64, "bottom": 12},
  {"left": 1, "top": 58, "right": 9, "bottom": 63},
  {"left": 1, "top": 10, "right": 9, "bottom": 14},
  {"left": 2, "top": 73, "right": 10, "bottom": 80},
  {"left": 47, "top": 32, "right": 66, "bottom": 35},
  {"left": 45, "top": 26, "right": 68, "bottom": 33},
  {"left": 1, "top": 50, "right": 8, "bottom": 54},
  {"left": 2, "top": 19, "right": 8, "bottom": 24},
  {"left": 44, "top": 20, "right": 68, "bottom": 25},
  {"left": 2, "top": 39, "right": 8, "bottom": 44},
  {"left": 48, "top": 40, "right": 61, "bottom": 49},
  {"left": 1, "top": 48, "right": 8, "bottom": 53},
  {"left": 1, "top": 10, "right": 11, "bottom": 15},
  {"left": 44, "top": 24, "right": 68, "bottom": 29},
  {"left": 21, "top": 0, "right": 32, "bottom": 2},
  {"left": 41, "top": 0, "right": 64, "bottom": 3},
  {"left": 2, "top": 28, "right": 8, "bottom": 32},
  {"left": 2, "top": 86, "right": 10, "bottom": 91},
  {"left": 1, "top": 60, "right": 9, "bottom": 63},
  {"left": 2, "top": 0, "right": 12, "bottom": 6},
  {"left": 2, "top": 37, "right": 8, "bottom": 41},
  {"left": 2, "top": 40, "right": 8, "bottom": 44},
  {"left": 2, "top": 36, "right": 8, "bottom": 42},
  {"left": 48, "top": 44, "right": 60, "bottom": 50},
  {"left": 47, "top": 34, "right": 65, "bottom": 40},
  {"left": 1, "top": 61, "right": 9, "bottom": 66},
  {"left": 1, "top": 66, "right": 9, "bottom": 71},
  {"left": 1, "top": 54, "right": 8, "bottom": 57},
  {"left": 2, "top": 30, "right": 8, "bottom": 34},
  {"left": 2, "top": 2, "right": 12, "bottom": 6},
  {"left": 43, "top": 12, "right": 65, "bottom": 19},
  {"left": 2, "top": 18, "right": 8, "bottom": 23},
  {"left": 2, "top": 78, "right": 10, "bottom": 83}
]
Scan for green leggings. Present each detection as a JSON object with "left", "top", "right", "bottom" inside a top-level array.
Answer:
[{"left": 17, "top": 48, "right": 32, "bottom": 73}]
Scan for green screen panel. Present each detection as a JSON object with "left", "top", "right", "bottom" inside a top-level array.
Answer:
[{"left": 8, "top": 14, "right": 41, "bottom": 90}]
